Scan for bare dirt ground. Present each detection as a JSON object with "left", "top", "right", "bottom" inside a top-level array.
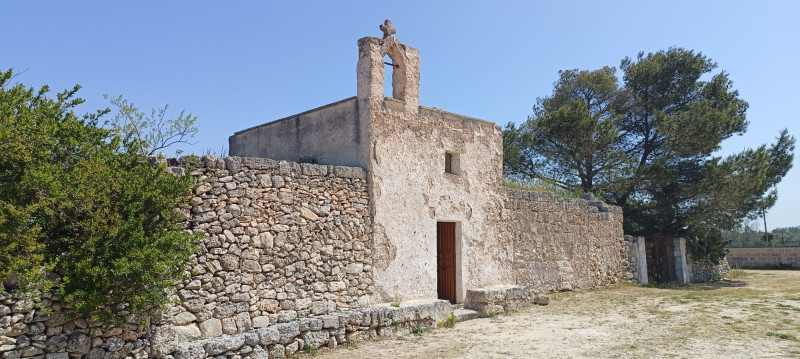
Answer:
[{"left": 317, "top": 270, "right": 800, "bottom": 359}]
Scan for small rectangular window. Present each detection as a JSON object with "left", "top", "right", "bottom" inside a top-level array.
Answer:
[{"left": 445, "top": 152, "right": 459, "bottom": 175}]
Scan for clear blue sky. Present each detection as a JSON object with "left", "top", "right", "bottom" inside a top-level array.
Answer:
[{"left": 3, "top": 1, "right": 798, "bottom": 228}]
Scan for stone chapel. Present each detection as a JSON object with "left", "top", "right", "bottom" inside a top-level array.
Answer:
[{"left": 229, "top": 20, "right": 510, "bottom": 304}]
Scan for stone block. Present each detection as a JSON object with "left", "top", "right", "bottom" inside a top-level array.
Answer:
[
  {"left": 204, "top": 334, "right": 246, "bottom": 355},
  {"left": 302, "top": 330, "right": 330, "bottom": 349},
  {"left": 242, "top": 260, "right": 261, "bottom": 272},
  {"left": 278, "top": 161, "right": 301, "bottom": 176},
  {"left": 64, "top": 332, "right": 90, "bottom": 357},
  {"left": 221, "top": 318, "right": 237, "bottom": 335},
  {"left": 175, "top": 324, "right": 201, "bottom": 341},
  {"left": 277, "top": 310, "right": 297, "bottom": 323},
  {"left": 0, "top": 336, "right": 15, "bottom": 346},
  {"left": 295, "top": 298, "right": 312, "bottom": 311},
  {"left": 310, "top": 300, "right": 328, "bottom": 315},
  {"left": 241, "top": 157, "right": 279, "bottom": 170},
  {"left": 274, "top": 322, "right": 300, "bottom": 344},
  {"left": 199, "top": 318, "right": 222, "bottom": 338},
  {"left": 149, "top": 326, "right": 178, "bottom": 358},
  {"left": 183, "top": 298, "right": 204, "bottom": 313},
  {"left": 252, "top": 316, "right": 271, "bottom": 329},
  {"left": 256, "top": 327, "right": 280, "bottom": 346},
  {"left": 224, "top": 157, "right": 242, "bottom": 173},
  {"left": 268, "top": 344, "right": 285, "bottom": 359},
  {"left": 345, "top": 263, "right": 364, "bottom": 274},
  {"left": 235, "top": 312, "right": 252, "bottom": 332},
  {"left": 328, "top": 281, "right": 346, "bottom": 292},
  {"left": 173, "top": 341, "right": 206, "bottom": 359},
  {"left": 301, "top": 163, "right": 328, "bottom": 176},
  {"left": 214, "top": 303, "right": 237, "bottom": 318},
  {"left": 300, "top": 207, "right": 319, "bottom": 221},
  {"left": 298, "top": 318, "right": 323, "bottom": 331},
  {"left": 333, "top": 166, "right": 365, "bottom": 179},
  {"left": 172, "top": 311, "right": 197, "bottom": 326},
  {"left": 219, "top": 254, "right": 239, "bottom": 270},
  {"left": 320, "top": 315, "right": 339, "bottom": 329}
]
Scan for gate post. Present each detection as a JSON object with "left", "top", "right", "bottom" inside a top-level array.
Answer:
[
  {"left": 635, "top": 236, "right": 648, "bottom": 285},
  {"left": 673, "top": 237, "right": 690, "bottom": 283}
]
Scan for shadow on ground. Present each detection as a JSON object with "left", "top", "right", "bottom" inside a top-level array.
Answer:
[{"left": 645, "top": 279, "right": 748, "bottom": 291}]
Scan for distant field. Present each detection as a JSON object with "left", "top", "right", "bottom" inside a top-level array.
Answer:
[{"left": 317, "top": 270, "right": 800, "bottom": 359}]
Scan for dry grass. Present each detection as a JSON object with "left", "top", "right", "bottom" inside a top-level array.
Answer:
[{"left": 316, "top": 270, "right": 800, "bottom": 359}]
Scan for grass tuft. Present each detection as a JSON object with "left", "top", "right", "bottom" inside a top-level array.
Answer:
[{"left": 766, "top": 332, "right": 798, "bottom": 341}]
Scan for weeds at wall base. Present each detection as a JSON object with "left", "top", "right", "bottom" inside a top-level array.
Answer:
[
  {"left": 438, "top": 312, "right": 456, "bottom": 328},
  {"left": 412, "top": 324, "right": 432, "bottom": 336},
  {"left": 302, "top": 344, "right": 319, "bottom": 356}
]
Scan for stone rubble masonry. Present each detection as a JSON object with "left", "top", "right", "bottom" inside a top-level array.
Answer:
[
  {"left": 689, "top": 257, "right": 731, "bottom": 282},
  {"left": 0, "top": 155, "right": 638, "bottom": 359},
  {"left": 726, "top": 247, "right": 800, "bottom": 269},
  {"left": 504, "top": 189, "right": 630, "bottom": 293},
  {"left": 464, "top": 286, "right": 529, "bottom": 316},
  {"left": 0, "top": 155, "right": 377, "bottom": 359},
  {"left": 0, "top": 287, "right": 151, "bottom": 359},
  {"left": 177, "top": 155, "right": 375, "bottom": 337},
  {"left": 164, "top": 299, "right": 451, "bottom": 359}
]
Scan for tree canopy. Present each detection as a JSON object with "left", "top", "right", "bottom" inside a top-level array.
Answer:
[
  {"left": 504, "top": 48, "right": 795, "bottom": 262},
  {"left": 504, "top": 67, "right": 630, "bottom": 193},
  {"left": 0, "top": 69, "right": 200, "bottom": 322}
]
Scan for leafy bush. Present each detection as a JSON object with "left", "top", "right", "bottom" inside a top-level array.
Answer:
[{"left": 0, "top": 69, "right": 200, "bottom": 323}]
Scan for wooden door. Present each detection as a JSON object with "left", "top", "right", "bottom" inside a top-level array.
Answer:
[
  {"left": 645, "top": 235, "right": 676, "bottom": 283},
  {"left": 437, "top": 222, "right": 456, "bottom": 303}
]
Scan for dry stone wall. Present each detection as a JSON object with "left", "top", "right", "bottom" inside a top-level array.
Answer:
[
  {"left": 689, "top": 257, "right": 731, "bottom": 282},
  {"left": 0, "top": 156, "right": 379, "bottom": 359},
  {"left": 0, "top": 288, "right": 151, "bottom": 359},
  {"left": 0, "top": 154, "right": 636, "bottom": 359},
  {"left": 171, "top": 156, "right": 374, "bottom": 337},
  {"left": 726, "top": 247, "right": 800, "bottom": 269},
  {"left": 504, "top": 190, "right": 628, "bottom": 292}
]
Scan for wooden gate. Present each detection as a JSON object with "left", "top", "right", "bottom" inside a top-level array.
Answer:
[
  {"left": 645, "top": 235, "right": 676, "bottom": 283},
  {"left": 437, "top": 222, "right": 456, "bottom": 303}
]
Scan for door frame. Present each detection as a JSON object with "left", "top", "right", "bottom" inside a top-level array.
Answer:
[{"left": 436, "top": 221, "right": 463, "bottom": 304}]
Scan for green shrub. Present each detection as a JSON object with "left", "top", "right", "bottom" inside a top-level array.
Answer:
[{"left": 0, "top": 69, "right": 200, "bottom": 324}]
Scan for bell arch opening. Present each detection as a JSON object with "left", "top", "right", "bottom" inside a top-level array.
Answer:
[{"left": 383, "top": 45, "right": 407, "bottom": 102}]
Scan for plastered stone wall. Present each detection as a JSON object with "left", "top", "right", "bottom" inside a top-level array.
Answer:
[
  {"left": 622, "top": 235, "right": 648, "bottom": 284},
  {"left": 359, "top": 33, "right": 631, "bottom": 301},
  {"left": 357, "top": 35, "right": 512, "bottom": 303},
  {"left": 726, "top": 247, "right": 800, "bottom": 268},
  {"left": 504, "top": 190, "right": 627, "bottom": 292},
  {"left": 229, "top": 97, "right": 370, "bottom": 169},
  {"left": 366, "top": 100, "right": 511, "bottom": 302}
]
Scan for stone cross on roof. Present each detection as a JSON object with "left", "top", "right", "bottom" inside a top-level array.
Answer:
[{"left": 380, "top": 19, "right": 396, "bottom": 39}]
